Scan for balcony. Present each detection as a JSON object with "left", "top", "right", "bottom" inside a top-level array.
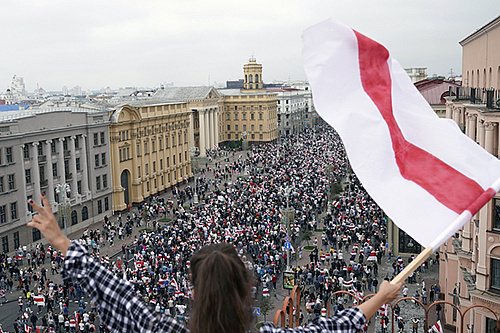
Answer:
[
  {"left": 38, "top": 155, "right": 47, "bottom": 163},
  {"left": 452, "top": 86, "right": 500, "bottom": 109}
]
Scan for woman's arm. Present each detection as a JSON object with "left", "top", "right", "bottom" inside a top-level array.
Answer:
[{"left": 28, "top": 194, "right": 187, "bottom": 333}]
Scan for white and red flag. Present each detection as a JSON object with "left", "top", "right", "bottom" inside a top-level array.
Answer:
[
  {"left": 431, "top": 320, "right": 443, "bottom": 333},
  {"left": 378, "top": 303, "right": 389, "bottom": 317},
  {"left": 303, "top": 19, "right": 500, "bottom": 251}
]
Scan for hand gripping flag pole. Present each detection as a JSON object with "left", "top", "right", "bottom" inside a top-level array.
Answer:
[{"left": 303, "top": 19, "right": 500, "bottom": 286}]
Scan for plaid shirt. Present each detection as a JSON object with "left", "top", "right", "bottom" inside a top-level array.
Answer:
[
  {"left": 62, "top": 241, "right": 188, "bottom": 332},
  {"left": 62, "top": 241, "right": 366, "bottom": 333},
  {"left": 259, "top": 308, "right": 366, "bottom": 333}
]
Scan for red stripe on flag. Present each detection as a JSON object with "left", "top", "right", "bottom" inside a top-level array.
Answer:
[{"left": 354, "top": 30, "right": 485, "bottom": 214}]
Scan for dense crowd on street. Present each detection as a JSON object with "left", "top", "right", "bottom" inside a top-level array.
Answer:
[{"left": 0, "top": 125, "right": 439, "bottom": 332}]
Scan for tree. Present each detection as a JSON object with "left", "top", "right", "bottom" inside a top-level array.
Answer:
[
  {"left": 302, "top": 230, "right": 313, "bottom": 246},
  {"left": 259, "top": 295, "right": 275, "bottom": 322}
]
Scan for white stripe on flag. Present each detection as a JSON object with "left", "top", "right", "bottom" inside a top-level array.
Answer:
[{"left": 303, "top": 19, "right": 500, "bottom": 250}]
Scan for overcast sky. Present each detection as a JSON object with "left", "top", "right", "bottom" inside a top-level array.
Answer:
[{"left": 1, "top": 0, "right": 499, "bottom": 92}]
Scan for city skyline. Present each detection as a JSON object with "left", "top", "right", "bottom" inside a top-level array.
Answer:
[{"left": 1, "top": 0, "right": 499, "bottom": 92}]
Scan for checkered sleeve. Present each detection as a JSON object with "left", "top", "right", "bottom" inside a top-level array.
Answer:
[
  {"left": 259, "top": 307, "right": 366, "bottom": 333},
  {"left": 61, "top": 241, "right": 188, "bottom": 333}
]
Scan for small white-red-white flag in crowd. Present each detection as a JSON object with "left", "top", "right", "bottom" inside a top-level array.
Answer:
[
  {"left": 303, "top": 19, "right": 500, "bottom": 251},
  {"left": 378, "top": 303, "right": 388, "bottom": 317},
  {"left": 368, "top": 251, "right": 377, "bottom": 262},
  {"left": 431, "top": 320, "right": 443, "bottom": 333},
  {"left": 34, "top": 295, "right": 45, "bottom": 306},
  {"left": 262, "top": 288, "right": 270, "bottom": 297},
  {"left": 342, "top": 279, "right": 353, "bottom": 288}
]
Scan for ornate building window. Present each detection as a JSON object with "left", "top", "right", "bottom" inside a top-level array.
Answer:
[
  {"left": 491, "top": 258, "right": 500, "bottom": 291},
  {"left": 494, "top": 198, "right": 500, "bottom": 230}
]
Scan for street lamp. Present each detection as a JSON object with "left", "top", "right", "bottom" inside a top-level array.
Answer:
[
  {"left": 189, "top": 147, "right": 199, "bottom": 204},
  {"left": 55, "top": 183, "right": 71, "bottom": 236}
]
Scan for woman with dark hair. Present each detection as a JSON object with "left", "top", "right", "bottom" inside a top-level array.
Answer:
[{"left": 27, "top": 194, "right": 402, "bottom": 333}]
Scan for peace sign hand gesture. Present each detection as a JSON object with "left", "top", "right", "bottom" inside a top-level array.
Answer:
[{"left": 28, "top": 193, "right": 72, "bottom": 256}]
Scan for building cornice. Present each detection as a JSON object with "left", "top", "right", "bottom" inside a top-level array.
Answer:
[{"left": 460, "top": 15, "right": 500, "bottom": 46}]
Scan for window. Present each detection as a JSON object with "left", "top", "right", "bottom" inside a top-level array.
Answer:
[
  {"left": 96, "top": 176, "right": 101, "bottom": 190},
  {"left": 486, "top": 317, "right": 497, "bottom": 333},
  {"left": 494, "top": 198, "right": 500, "bottom": 229},
  {"left": 259, "top": 113, "right": 263, "bottom": 120},
  {"left": 76, "top": 158, "right": 80, "bottom": 171},
  {"left": 10, "top": 202, "right": 17, "bottom": 220},
  {"left": 2, "top": 236, "right": 8, "bottom": 253},
  {"left": 94, "top": 133, "right": 98, "bottom": 146},
  {"left": 75, "top": 137, "right": 79, "bottom": 149},
  {"left": 235, "top": 133, "right": 239, "bottom": 140},
  {"left": 227, "top": 125, "right": 231, "bottom": 131},
  {"left": 152, "top": 140, "right": 156, "bottom": 152},
  {"left": 102, "top": 174, "right": 107, "bottom": 188},
  {"left": 243, "top": 125, "right": 247, "bottom": 131},
  {"left": 173, "top": 156, "right": 176, "bottom": 165},
  {"left": 167, "top": 157, "right": 170, "bottom": 167},
  {"left": 8, "top": 174, "right": 15, "bottom": 190},
  {"left": 77, "top": 181, "right": 82, "bottom": 195},
  {"left": 100, "top": 132, "right": 105, "bottom": 144},
  {"left": 64, "top": 160, "right": 69, "bottom": 175},
  {"left": 235, "top": 125, "right": 239, "bottom": 131},
  {"left": 25, "top": 169, "right": 31, "bottom": 184},
  {"left": 144, "top": 142, "right": 148, "bottom": 154},
  {"left": 145, "top": 164, "right": 149, "bottom": 175},
  {"left": 53, "top": 163, "right": 58, "bottom": 177},
  {"left": 165, "top": 137, "right": 169, "bottom": 148},
  {"left": 179, "top": 153, "right": 182, "bottom": 163},
  {"left": 159, "top": 138, "right": 163, "bottom": 150},
  {"left": 243, "top": 113, "right": 247, "bottom": 120},
  {"left": 71, "top": 211, "right": 78, "bottom": 226},
  {"left": 101, "top": 153, "right": 106, "bottom": 166},
  {"left": 63, "top": 139, "right": 68, "bottom": 151},
  {"left": 98, "top": 200, "right": 103, "bottom": 214},
  {"left": 227, "top": 113, "right": 230, "bottom": 120},
  {"left": 39, "top": 166, "right": 45, "bottom": 182},
  {"left": 251, "top": 113, "right": 255, "bottom": 120},
  {"left": 13, "top": 231, "right": 19, "bottom": 249},
  {"left": 31, "top": 228, "right": 41, "bottom": 242},
  {"left": 153, "top": 161, "right": 156, "bottom": 172},
  {"left": 138, "top": 166, "right": 141, "bottom": 178},
  {"left": 235, "top": 106, "right": 238, "bottom": 111},
  {"left": 146, "top": 182, "right": 150, "bottom": 191},
  {"left": 95, "top": 154, "right": 99, "bottom": 167},
  {"left": 259, "top": 134, "right": 263, "bottom": 140},
  {"left": 23, "top": 146, "right": 30, "bottom": 159},
  {"left": 251, "top": 134, "right": 255, "bottom": 139},
  {"left": 137, "top": 143, "right": 141, "bottom": 157},
  {"left": 51, "top": 141, "right": 56, "bottom": 154},
  {"left": 27, "top": 195, "right": 33, "bottom": 213},
  {"left": 492, "top": 258, "right": 500, "bottom": 291},
  {"left": 235, "top": 113, "right": 238, "bottom": 120},
  {"left": 82, "top": 206, "right": 88, "bottom": 221},
  {"left": 228, "top": 134, "right": 231, "bottom": 140},
  {"left": 104, "top": 197, "right": 109, "bottom": 211},
  {"left": 6, "top": 147, "right": 13, "bottom": 163},
  {"left": 259, "top": 125, "right": 263, "bottom": 131},
  {"left": 251, "top": 125, "right": 255, "bottom": 131},
  {"left": 160, "top": 159, "right": 163, "bottom": 169},
  {"left": 0, "top": 205, "right": 6, "bottom": 224}
]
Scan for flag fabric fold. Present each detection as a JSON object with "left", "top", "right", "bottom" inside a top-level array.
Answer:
[{"left": 302, "top": 19, "right": 500, "bottom": 250}]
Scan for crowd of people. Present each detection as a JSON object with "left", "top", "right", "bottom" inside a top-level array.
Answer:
[{"left": 1, "top": 125, "right": 436, "bottom": 332}]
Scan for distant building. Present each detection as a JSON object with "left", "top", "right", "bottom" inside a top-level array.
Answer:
[
  {"left": 405, "top": 67, "right": 427, "bottom": 83},
  {"left": 154, "top": 86, "right": 221, "bottom": 157},
  {"left": 0, "top": 107, "right": 112, "bottom": 251},
  {"left": 226, "top": 79, "right": 244, "bottom": 89},
  {"left": 267, "top": 88, "right": 306, "bottom": 136},
  {"left": 414, "top": 78, "right": 461, "bottom": 117},
  {"left": 108, "top": 100, "right": 192, "bottom": 211},
  {"left": 218, "top": 57, "right": 278, "bottom": 146}
]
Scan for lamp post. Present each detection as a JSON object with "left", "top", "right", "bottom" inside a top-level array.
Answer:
[
  {"left": 55, "top": 183, "right": 71, "bottom": 236},
  {"left": 189, "top": 147, "right": 199, "bottom": 204}
]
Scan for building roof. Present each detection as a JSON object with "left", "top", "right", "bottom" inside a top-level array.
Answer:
[
  {"left": 414, "top": 78, "right": 461, "bottom": 105},
  {"left": 460, "top": 14, "right": 500, "bottom": 45},
  {"left": 0, "top": 106, "right": 106, "bottom": 122},
  {"left": 218, "top": 88, "right": 277, "bottom": 96},
  {"left": 153, "top": 86, "right": 215, "bottom": 100},
  {"left": 0, "top": 104, "right": 29, "bottom": 112}
]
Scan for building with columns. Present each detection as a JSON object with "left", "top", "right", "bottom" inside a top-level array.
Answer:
[
  {"left": 108, "top": 100, "right": 192, "bottom": 212},
  {"left": 440, "top": 15, "right": 500, "bottom": 333},
  {"left": 0, "top": 107, "right": 112, "bottom": 252},
  {"left": 153, "top": 86, "right": 221, "bottom": 157},
  {"left": 218, "top": 57, "right": 278, "bottom": 145}
]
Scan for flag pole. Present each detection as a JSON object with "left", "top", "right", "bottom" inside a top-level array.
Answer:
[{"left": 390, "top": 246, "right": 434, "bottom": 285}]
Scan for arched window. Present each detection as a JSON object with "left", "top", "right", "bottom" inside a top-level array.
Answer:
[
  {"left": 71, "top": 210, "right": 78, "bottom": 225},
  {"left": 249, "top": 74, "right": 253, "bottom": 83},
  {"left": 255, "top": 74, "right": 259, "bottom": 83},
  {"left": 489, "top": 67, "right": 492, "bottom": 88},
  {"left": 82, "top": 206, "right": 88, "bottom": 221},
  {"left": 245, "top": 74, "right": 247, "bottom": 83}
]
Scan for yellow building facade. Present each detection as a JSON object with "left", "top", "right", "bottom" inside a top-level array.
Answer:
[
  {"left": 109, "top": 101, "right": 192, "bottom": 211},
  {"left": 219, "top": 58, "right": 278, "bottom": 145}
]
